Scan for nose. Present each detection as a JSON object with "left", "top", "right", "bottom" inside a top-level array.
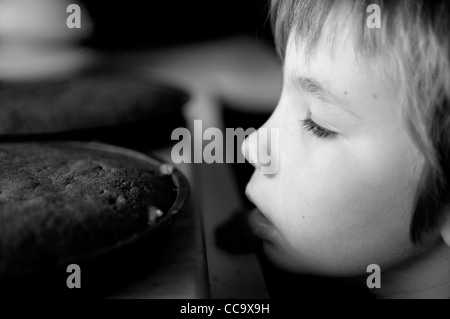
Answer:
[
  {"left": 242, "top": 130, "right": 259, "bottom": 169},
  {"left": 241, "top": 118, "right": 279, "bottom": 175}
]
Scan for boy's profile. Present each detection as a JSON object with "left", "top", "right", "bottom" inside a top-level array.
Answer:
[{"left": 242, "top": 0, "right": 450, "bottom": 299}]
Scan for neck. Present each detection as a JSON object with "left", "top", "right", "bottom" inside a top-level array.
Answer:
[{"left": 373, "top": 242, "right": 450, "bottom": 299}]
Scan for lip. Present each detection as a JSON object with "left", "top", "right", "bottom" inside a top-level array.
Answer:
[
  {"left": 248, "top": 208, "right": 278, "bottom": 242},
  {"left": 245, "top": 173, "right": 279, "bottom": 242}
]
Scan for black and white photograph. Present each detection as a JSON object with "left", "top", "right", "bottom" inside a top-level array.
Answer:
[{"left": 0, "top": 0, "right": 449, "bottom": 304}]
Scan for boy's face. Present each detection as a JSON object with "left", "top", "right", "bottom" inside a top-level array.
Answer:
[{"left": 243, "top": 34, "right": 428, "bottom": 276}]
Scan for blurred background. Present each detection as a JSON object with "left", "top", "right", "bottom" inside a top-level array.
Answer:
[{"left": 81, "top": 0, "right": 274, "bottom": 50}]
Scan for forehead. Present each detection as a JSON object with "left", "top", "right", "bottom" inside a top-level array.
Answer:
[{"left": 283, "top": 32, "right": 400, "bottom": 120}]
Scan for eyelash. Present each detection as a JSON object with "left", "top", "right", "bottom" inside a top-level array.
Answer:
[{"left": 301, "top": 118, "right": 337, "bottom": 139}]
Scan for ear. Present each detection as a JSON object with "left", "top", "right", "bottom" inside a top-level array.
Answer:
[{"left": 440, "top": 212, "right": 450, "bottom": 247}]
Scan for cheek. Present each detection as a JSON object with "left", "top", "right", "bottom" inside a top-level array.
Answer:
[{"left": 269, "top": 133, "right": 419, "bottom": 274}]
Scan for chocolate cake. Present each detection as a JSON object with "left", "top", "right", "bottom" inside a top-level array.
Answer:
[{"left": 0, "top": 143, "right": 178, "bottom": 276}]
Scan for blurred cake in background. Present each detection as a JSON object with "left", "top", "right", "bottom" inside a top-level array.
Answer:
[{"left": 0, "top": 0, "right": 189, "bottom": 149}]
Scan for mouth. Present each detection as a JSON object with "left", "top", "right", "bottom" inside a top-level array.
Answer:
[
  {"left": 245, "top": 175, "right": 279, "bottom": 242},
  {"left": 248, "top": 208, "right": 278, "bottom": 242}
]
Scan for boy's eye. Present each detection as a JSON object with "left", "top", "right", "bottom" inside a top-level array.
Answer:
[{"left": 301, "top": 118, "right": 337, "bottom": 139}]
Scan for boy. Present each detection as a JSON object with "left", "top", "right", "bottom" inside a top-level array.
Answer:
[{"left": 242, "top": 0, "right": 450, "bottom": 298}]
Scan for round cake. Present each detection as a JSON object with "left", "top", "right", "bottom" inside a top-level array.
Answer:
[
  {"left": 0, "top": 143, "right": 178, "bottom": 276},
  {"left": 0, "top": 70, "right": 188, "bottom": 136}
]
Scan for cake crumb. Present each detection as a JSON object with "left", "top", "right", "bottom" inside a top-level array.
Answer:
[
  {"left": 117, "top": 195, "right": 126, "bottom": 205},
  {"left": 148, "top": 206, "right": 164, "bottom": 224},
  {"left": 159, "top": 164, "right": 174, "bottom": 175}
]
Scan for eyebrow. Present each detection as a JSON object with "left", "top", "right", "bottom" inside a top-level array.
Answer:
[
  {"left": 289, "top": 76, "right": 357, "bottom": 116},
  {"left": 292, "top": 76, "right": 338, "bottom": 104}
]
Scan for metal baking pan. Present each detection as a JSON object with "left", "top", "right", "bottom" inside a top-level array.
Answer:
[{"left": 0, "top": 141, "right": 190, "bottom": 297}]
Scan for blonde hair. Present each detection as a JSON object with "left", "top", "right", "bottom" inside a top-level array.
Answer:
[{"left": 271, "top": 0, "right": 450, "bottom": 243}]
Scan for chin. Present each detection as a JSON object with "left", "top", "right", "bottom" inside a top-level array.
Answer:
[
  {"left": 263, "top": 245, "right": 323, "bottom": 275},
  {"left": 263, "top": 241, "right": 372, "bottom": 277},
  {"left": 263, "top": 242, "right": 301, "bottom": 271}
]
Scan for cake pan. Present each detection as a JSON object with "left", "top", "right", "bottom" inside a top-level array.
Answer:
[{"left": 0, "top": 141, "right": 190, "bottom": 297}]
